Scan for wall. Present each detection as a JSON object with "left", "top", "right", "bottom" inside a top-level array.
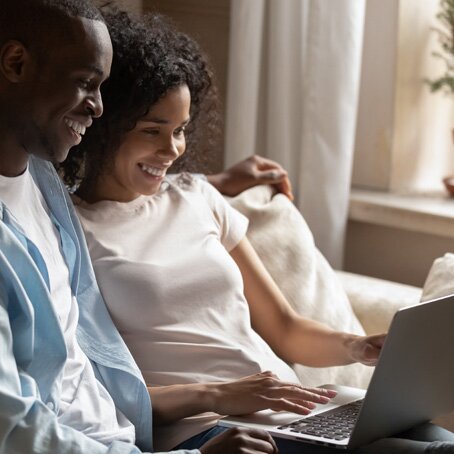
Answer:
[
  {"left": 352, "top": 0, "right": 454, "bottom": 193},
  {"left": 344, "top": 221, "right": 452, "bottom": 287}
]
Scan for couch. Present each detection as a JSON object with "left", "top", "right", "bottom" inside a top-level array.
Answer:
[{"left": 227, "top": 184, "right": 454, "bottom": 432}]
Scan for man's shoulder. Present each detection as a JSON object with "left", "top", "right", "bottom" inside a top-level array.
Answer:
[{"left": 28, "top": 157, "right": 70, "bottom": 209}]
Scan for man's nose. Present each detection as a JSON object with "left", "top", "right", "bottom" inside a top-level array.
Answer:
[{"left": 84, "top": 90, "right": 103, "bottom": 118}]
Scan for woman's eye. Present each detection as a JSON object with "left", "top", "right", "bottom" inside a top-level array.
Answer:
[
  {"left": 174, "top": 127, "right": 186, "bottom": 136},
  {"left": 144, "top": 129, "right": 159, "bottom": 136}
]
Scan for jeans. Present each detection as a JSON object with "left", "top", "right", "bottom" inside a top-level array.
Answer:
[{"left": 175, "top": 423, "right": 454, "bottom": 453}]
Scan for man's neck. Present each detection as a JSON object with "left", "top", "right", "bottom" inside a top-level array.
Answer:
[
  {"left": 0, "top": 137, "right": 29, "bottom": 177},
  {"left": 0, "top": 109, "right": 33, "bottom": 175}
]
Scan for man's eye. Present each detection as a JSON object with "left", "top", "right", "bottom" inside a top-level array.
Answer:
[{"left": 78, "top": 79, "right": 91, "bottom": 89}]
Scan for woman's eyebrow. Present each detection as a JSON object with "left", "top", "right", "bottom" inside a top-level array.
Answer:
[{"left": 141, "top": 117, "right": 191, "bottom": 125}]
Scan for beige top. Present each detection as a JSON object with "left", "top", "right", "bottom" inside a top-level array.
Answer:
[{"left": 74, "top": 174, "right": 299, "bottom": 451}]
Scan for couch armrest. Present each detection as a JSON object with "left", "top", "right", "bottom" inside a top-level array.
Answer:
[{"left": 335, "top": 271, "right": 422, "bottom": 335}]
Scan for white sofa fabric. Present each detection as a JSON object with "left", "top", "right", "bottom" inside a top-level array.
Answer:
[{"left": 336, "top": 270, "right": 422, "bottom": 335}]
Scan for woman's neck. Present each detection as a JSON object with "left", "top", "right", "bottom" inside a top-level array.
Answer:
[{"left": 76, "top": 176, "right": 142, "bottom": 204}]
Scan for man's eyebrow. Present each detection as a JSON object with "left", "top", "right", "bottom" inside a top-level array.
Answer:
[{"left": 81, "top": 65, "right": 105, "bottom": 77}]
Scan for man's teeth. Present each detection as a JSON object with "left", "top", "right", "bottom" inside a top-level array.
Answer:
[
  {"left": 65, "top": 118, "right": 86, "bottom": 136},
  {"left": 139, "top": 164, "right": 166, "bottom": 176}
]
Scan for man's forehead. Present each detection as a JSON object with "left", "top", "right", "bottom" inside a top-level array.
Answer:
[{"left": 45, "top": 17, "right": 112, "bottom": 76}]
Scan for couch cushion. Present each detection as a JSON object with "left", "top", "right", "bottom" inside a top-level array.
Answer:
[
  {"left": 336, "top": 270, "right": 422, "bottom": 335},
  {"left": 227, "top": 185, "right": 372, "bottom": 388},
  {"left": 421, "top": 253, "right": 454, "bottom": 302}
]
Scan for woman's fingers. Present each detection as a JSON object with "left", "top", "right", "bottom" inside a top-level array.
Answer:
[
  {"left": 217, "top": 371, "right": 336, "bottom": 416},
  {"left": 255, "top": 373, "right": 337, "bottom": 403},
  {"left": 267, "top": 390, "right": 336, "bottom": 413}
]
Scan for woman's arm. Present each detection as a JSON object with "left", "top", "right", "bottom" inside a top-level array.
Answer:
[
  {"left": 149, "top": 371, "right": 336, "bottom": 425},
  {"left": 230, "top": 237, "right": 385, "bottom": 367},
  {"left": 149, "top": 382, "right": 212, "bottom": 425}
]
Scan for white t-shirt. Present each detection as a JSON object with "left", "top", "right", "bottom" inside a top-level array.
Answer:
[
  {"left": 74, "top": 174, "right": 299, "bottom": 451},
  {"left": 0, "top": 168, "right": 135, "bottom": 445}
]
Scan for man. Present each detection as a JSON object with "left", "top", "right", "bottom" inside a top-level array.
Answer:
[
  {"left": 0, "top": 1, "right": 279, "bottom": 452},
  {"left": 207, "top": 154, "right": 294, "bottom": 200}
]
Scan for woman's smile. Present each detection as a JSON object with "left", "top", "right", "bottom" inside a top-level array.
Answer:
[{"left": 89, "top": 84, "right": 191, "bottom": 203}]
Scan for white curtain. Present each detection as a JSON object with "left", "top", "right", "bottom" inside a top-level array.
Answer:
[{"left": 225, "top": 0, "right": 365, "bottom": 268}]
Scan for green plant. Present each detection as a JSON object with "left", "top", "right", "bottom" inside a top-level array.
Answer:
[{"left": 427, "top": 0, "right": 454, "bottom": 94}]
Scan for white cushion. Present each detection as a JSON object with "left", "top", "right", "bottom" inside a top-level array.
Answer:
[
  {"left": 336, "top": 270, "right": 421, "bottom": 335},
  {"left": 227, "top": 185, "right": 372, "bottom": 388},
  {"left": 421, "top": 253, "right": 454, "bottom": 302}
]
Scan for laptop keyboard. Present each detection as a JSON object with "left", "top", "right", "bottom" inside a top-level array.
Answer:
[{"left": 276, "top": 399, "right": 364, "bottom": 441}]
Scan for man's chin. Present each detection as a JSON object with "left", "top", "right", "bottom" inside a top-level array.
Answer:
[
  {"left": 32, "top": 146, "right": 70, "bottom": 164},
  {"left": 52, "top": 151, "right": 71, "bottom": 164}
]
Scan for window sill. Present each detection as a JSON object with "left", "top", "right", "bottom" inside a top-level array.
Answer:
[{"left": 349, "top": 189, "right": 454, "bottom": 239}]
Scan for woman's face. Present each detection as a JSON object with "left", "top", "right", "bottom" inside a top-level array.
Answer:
[{"left": 97, "top": 84, "right": 191, "bottom": 202}]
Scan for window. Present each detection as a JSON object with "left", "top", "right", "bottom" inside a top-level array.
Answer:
[{"left": 352, "top": 0, "right": 454, "bottom": 194}]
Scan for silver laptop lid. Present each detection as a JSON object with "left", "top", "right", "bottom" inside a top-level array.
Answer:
[{"left": 349, "top": 294, "right": 454, "bottom": 448}]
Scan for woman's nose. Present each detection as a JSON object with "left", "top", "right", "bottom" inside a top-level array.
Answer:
[{"left": 160, "top": 136, "right": 180, "bottom": 159}]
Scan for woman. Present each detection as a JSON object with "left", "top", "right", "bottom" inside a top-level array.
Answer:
[{"left": 60, "top": 9, "right": 452, "bottom": 454}]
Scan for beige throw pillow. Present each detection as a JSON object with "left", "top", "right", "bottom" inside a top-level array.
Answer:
[{"left": 421, "top": 253, "right": 454, "bottom": 302}]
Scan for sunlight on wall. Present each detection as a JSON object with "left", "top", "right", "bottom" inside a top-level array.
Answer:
[{"left": 353, "top": 0, "right": 454, "bottom": 194}]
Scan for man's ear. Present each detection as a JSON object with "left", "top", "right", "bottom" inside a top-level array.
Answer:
[{"left": 0, "top": 40, "right": 30, "bottom": 83}]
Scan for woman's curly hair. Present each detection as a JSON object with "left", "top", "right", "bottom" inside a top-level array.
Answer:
[{"left": 59, "top": 8, "right": 220, "bottom": 188}]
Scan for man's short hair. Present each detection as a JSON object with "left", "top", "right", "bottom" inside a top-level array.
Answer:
[{"left": 0, "top": 0, "right": 104, "bottom": 49}]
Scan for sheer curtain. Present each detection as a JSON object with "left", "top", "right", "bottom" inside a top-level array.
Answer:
[{"left": 225, "top": 0, "right": 365, "bottom": 268}]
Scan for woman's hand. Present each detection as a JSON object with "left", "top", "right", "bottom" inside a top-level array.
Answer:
[
  {"left": 199, "top": 427, "right": 278, "bottom": 454},
  {"left": 209, "top": 371, "right": 336, "bottom": 416},
  {"left": 346, "top": 333, "right": 386, "bottom": 366},
  {"left": 149, "top": 371, "right": 334, "bottom": 425}
]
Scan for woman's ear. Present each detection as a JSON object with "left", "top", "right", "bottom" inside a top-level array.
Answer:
[{"left": 0, "top": 40, "right": 30, "bottom": 82}]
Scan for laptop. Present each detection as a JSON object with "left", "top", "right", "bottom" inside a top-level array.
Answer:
[{"left": 219, "top": 294, "right": 454, "bottom": 449}]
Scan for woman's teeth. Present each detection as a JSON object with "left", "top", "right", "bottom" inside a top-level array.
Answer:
[{"left": 139, "top": 163, "right": 166, "bottom": 176}]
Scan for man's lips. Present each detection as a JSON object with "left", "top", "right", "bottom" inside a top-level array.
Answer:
[{"left": 64, "top": 118, "right": 91, "bottom": 137}]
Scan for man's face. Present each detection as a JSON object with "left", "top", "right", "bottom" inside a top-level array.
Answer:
[{"left": 21, "top": 17, "right": 112, "bottom": 164}]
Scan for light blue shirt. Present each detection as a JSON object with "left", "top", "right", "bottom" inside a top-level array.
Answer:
[{"left": 0, "top": 156, "right": 199, "bottom": 454}]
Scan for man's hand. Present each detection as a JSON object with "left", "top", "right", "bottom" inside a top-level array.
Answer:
[
  {"left": 207, "top": 155, "right": 294, "bottom": 199},
  {"left": 199, "top": 427, "right": 278, "bottom": 454}
]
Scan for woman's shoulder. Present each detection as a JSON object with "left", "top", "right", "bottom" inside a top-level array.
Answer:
[
  {"left": 167, "top": 172, "right": 229, "bottom": 213},
  {"left": 166, "top": 172, "right": 198, "bottom": 191},
  {"left": 166, "top": 172, "right": 218, "bottom": 197}
]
